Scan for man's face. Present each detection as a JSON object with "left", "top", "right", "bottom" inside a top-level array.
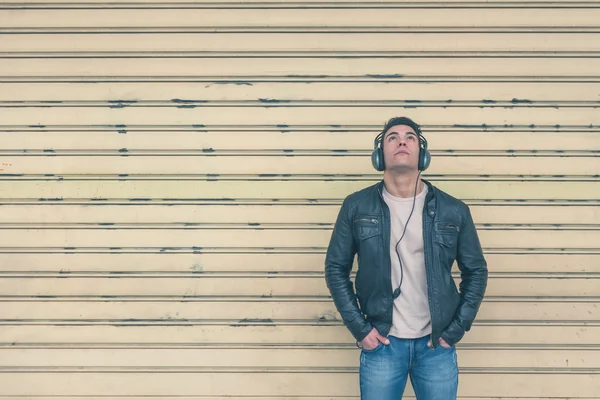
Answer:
[{"left": 382, "top": 124, "right": 420, "bottom": 172}]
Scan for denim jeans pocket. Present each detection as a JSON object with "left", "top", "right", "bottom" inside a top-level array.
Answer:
[{"left": 361, "top": 342, "right": 384, "bottom": 353}]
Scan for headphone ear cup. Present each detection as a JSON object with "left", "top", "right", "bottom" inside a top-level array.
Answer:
[
  {"left": 419, "top": 149, "right": 431, "bottom": 171},
  {"left": 371, "top": 148, "right": 385, "bottom": 171}
]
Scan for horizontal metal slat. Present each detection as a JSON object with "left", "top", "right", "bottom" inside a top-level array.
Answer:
[
  {"left": 0, "top": 204, "right": 596, "bottom": 225},
  {"left": 0, "top": 253, "right": 595, "bottom": 272},
  {"left": 0, "top": 372, "right": 597, "bottom": 397},
  {"left": 2, "top": 8, "right": 600, "bottom": 28},
  {"left": 0, "top": 155, "right": 597, "bottom": 176},
  {"left": 0, "top": 129, "right": 598, "bottom": 152},
  {"left": 0, "top": 180, "right": 596, "bottom": 200},
  {"left": 1, "top": 275, "right": 598, "bottom": 297},
  {"left": 2, "top": 33, "right": 600, "bottom": 53},
  {"left": 1, "top": 82, "right": 599, "bottom": 103},
  {"left": 1, "top": 106, "right": 599, "bottom": 126},
  {"left": 0, "top": 227, "right": 598, "bottom": 249},
  {"left": 1, "top": 300, "right": 598, "bottom": 321},
  {"left": 1, "top": 324, "right": 598, "bottom": 345}
]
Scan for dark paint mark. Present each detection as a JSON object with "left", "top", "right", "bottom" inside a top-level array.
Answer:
[
  {"left": 202, "top": 148, "right": 215, "bottom": 153},
  {"left": 176, "top": 104, "right": 196, "bottom": 109},
  {"left": 193, "top": 124, "right": 206, "bottom": 129},
  {"left": 109, "top": 100, "right": 137, "bottom": 108},
  {"left": 453, "top": 124, "right": 485, "bottom": 129},
  {"left": 118, "top": 174, "right": 128, "bottom": 177},
  {"left": 259, "top": 98, "right": 290, "bottom": 104},
  {"left": 249, "top": 222, "right": 260, "bottom": 226},
  {"left": 332, "top": 149, "right": 348, "bottom": 153},
  {"left": 367, "top": 74, "right": 404, "bottom": 79},
  {"left": 130, "top": 198, "right": 151, "bottom": 201},
  {"left": 406, "top": 100, "right": 421, "bottom": 103},
  {"left": 39, "top": 198, "right": 63, "bottom": 201},
  {"left": 172, "top": 99, "right": 207, "bottom": 104},
  {"left": 118, "top": 148, "right": 128, "bottom": 154},
  {"left": 235, "top": 318, "right": 274, "bottom": 325},
  {"left": 116, "top": 124, "right": 127, "bottom": 134},
  {"left": 330, "top": 124, "right": 341, "bottom": 128},
  {"left": 283, "top": 149, "right": 294, "bottom": 153},
  {"left": 512, "top": 98, "right": 533, "bottom": 104},
  {"left": 44, "top": 174, "right": 55, "bottom": 177},
  {"left": 259, "top": 174, "right": 277, "bottom": 177},
  {"left": 91, "top": 198, "right": 108, "bottom": 201},
  {"left": 29, "top": 125, "right": 46, "bottom": 129},
  {"left": 64, "top": 247, "right": 75, "bottom": 250},
  {"left": 99, "top": 223, "right": 114, "bottom": 226},
  {"left": 483, "top": 100, "right": 496, "bottom": 104},
  {"left": 43, "top": 149, "right": 55, "bottom": 153},
  {"left": 208, "top": 81, "right": 253, "bottom": 87},
  {"left": 286, "top": 75, "right": 327, "bottom": 79},
  {"left": 277, "top": 124, "right": 289, "bottom": 128}
]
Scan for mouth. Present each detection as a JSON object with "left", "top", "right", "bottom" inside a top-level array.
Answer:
[{"left": 394, "top": 150, "right": 410, "bottom": 156}]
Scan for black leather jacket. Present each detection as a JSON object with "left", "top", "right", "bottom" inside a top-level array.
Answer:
[{"left": 324, "top": 179, "right": 488, "bottom": 348}]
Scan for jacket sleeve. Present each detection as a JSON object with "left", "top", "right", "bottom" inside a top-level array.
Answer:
[
  {"left": 441, "top": 204, "right": 488, "bottom": 346},
  {"left": 324, "top": 198, "right": 373, "bottom": 342}
]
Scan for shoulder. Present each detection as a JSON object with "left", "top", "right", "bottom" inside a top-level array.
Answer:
[
  {"left": 428, "top": 182, "right": 471, "bottom": 220},
  {"left": 340, "top": 182, "right": 381, "bottom": 213}
]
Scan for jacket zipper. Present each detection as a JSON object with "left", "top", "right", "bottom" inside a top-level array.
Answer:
[
  {"left": 439, "top": 223, "right": 460, "bottom": 232},
  {"left": 355, "top": 218, "right": 379, "bottom": 224},
  {"left": 377, "top": 188, "right": 393, "bottom": 334}
]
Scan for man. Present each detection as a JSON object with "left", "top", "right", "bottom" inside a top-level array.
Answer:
[{"left": 324, "top": 117, "right": 488, "bottom": 399}]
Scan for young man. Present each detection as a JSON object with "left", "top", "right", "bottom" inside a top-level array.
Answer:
[{"left": 324, "top": 117, "right": 488, "bottom": 399}]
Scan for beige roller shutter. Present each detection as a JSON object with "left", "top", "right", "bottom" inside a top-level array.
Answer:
[{"left": 0, "top": 0, "right": 599, "bottom": 398}]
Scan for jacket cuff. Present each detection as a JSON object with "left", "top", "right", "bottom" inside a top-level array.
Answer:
[
  {"left": 440, "top": 319, "right": 466, "bottom": 346},
  {"left": 347, "top": 318, "right": 373, "bottom": 343}
]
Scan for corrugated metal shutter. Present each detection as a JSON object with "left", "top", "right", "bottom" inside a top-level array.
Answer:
[{"left": 1, "top": 0, "right": 599, "bottom": 398}]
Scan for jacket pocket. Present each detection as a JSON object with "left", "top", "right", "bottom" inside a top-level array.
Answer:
[
  {"left": 433, "top": 221, "right": 460, "bottom": 264},
  {"left": 354, "top": 215, "right": 381, "bottom": 241},
  {"left": 434, "top": 221, "right": 460, "bottom": 247}
]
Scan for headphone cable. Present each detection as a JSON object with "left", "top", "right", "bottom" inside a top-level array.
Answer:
[{"left": 393, "top": 171, "right": 422, "bottom": 299}]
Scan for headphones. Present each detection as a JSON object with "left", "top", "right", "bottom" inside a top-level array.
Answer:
[{"left": 371, "top": 129, "right": 431, "bottom": 172}]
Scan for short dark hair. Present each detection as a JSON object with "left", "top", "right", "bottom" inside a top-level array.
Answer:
[{"left": 381, "top": 116, "right": 422, "bottom": 138}]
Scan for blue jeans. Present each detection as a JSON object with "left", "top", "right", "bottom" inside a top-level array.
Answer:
[{"left": 359, "top": 334, "right": 458, "bottom": 400}]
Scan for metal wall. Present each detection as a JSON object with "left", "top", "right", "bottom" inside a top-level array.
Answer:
[{"left": 0, "top": 0, "right": 599, "bottom": 398}]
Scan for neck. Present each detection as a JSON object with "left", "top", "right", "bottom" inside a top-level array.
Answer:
[{"left": 383, "top": 170, "right": 423, "bottom": 198}]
